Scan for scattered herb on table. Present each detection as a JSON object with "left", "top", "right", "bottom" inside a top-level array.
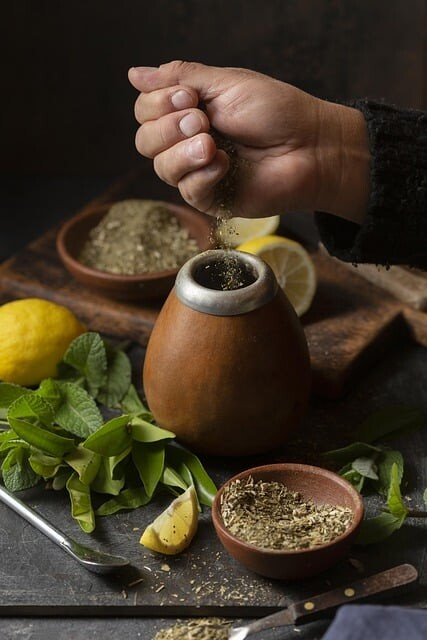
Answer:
[
  {"left": 322, "top": 405, "right": 427, "bottom": 544},
  {"left": 0, "top": 331, "right": 217, "bottom": 532},
  {"left": 220, "top": 476, "right": 354, "bottom": 550},
  {"left": 153, "top": 617, "right": 231, "bottom": 640}
]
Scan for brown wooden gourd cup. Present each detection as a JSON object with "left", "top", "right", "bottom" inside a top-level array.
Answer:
[{"left": 143, "top": 249, "right": 311, "bottom": 456}]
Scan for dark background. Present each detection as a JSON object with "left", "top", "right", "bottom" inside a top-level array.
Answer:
[{"left": 1, "top": 0, "right": 426, "bottom": 260}]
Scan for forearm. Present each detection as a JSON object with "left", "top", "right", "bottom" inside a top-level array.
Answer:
[
  {"left": 316, "top": 99, "right": 427, "bottom": 268},
  {"left": 315, "top": 100, "right": 371, "bottom": 225}
]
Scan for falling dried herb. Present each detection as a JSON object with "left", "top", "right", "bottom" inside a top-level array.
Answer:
[
  {"left": 220, "top": 476, "right": 353, "bottom": 551},
  {"left": 79, "top": 199, "right": 199, "bottom": 275}
]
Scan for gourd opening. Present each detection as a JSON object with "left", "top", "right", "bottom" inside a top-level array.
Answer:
[
  {"left": 193, "top": 254, "right": 257, "bottom": 291},
  {"left": 175, "top": 249, "right": 278, "bottom": 316}
]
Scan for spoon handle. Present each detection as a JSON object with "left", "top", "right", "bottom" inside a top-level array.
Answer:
[{"left": 0, "top": 484, "right": 69, "bottom": 547}]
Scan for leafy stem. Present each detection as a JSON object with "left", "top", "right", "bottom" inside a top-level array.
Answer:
[
  {"left": 0, "top": 332, "right": 217, "bottom": 532},
  {"left": 323, "top": 406, "right": 426, "bottom": 545}
]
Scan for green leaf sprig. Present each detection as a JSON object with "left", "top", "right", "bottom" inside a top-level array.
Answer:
[
  {"left": 322, "top": 406, "right": 427, "bottom": 545},
  {"left": 0, "top": 332, "right": 217, "bottom": 532}
]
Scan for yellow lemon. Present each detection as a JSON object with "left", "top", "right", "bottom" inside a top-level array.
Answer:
[
  {"left": 0, "top": 298, "right": 86, "bottom": 386},
  {"left": 237, "top": 235, "right": 316, "bottom": 316},
  {"left": 140, "top": 485, "right": 199, "bottom": 555},
  {"left": 216, "top": 215, "right": 280, "bottom": 247}
]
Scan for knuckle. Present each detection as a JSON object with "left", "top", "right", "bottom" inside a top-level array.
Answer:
[
  {"left": 160, "top": 59, "right": 201, "bottom": 79},
  {"left": 179, "top": 177, "right": 199, "bottom": 208},
  {"left": 153, "top": 155, "right": 177, "bottom": 187},
  {"left": 133, "top": 95, "right": 145, "bottom": 124},
  {"left": 134, "top": 126, "right": 150, "bottom": 157}
]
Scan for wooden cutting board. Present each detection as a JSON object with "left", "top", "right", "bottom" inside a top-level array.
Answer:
[{"left": 1, "top": 170, "right": 426, "bottom": 399}]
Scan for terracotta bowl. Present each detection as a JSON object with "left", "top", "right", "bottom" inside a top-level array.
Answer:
[
  {"left": 56, "top": 200, "right": 214, "bottom": 300},
  {"left": 212, "top": 463, "right": 364, "bottom": 581}
]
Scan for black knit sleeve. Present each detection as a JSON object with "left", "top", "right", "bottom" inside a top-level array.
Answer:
[{"left": 315, "top": 99, "right": 427, "bottom": 269}]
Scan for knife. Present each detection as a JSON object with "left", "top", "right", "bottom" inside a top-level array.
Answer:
[{"left": 228, "top": 563, "right": 418, "bottom": 640}]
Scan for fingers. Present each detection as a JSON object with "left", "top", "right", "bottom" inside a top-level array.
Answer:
[
  {"left": 153, "top": 133, "right": 217, "bottom": 187},
  {"left": 178, "top": 150, "right": 230, "bottom": 214},
  {"left": 128, "top": 60, "right": 227, "bottom": 101},
  {"left": 135, "top": 108, "right": 210, "bottom": 158},
  {"left": 134, "top": 84, "right": 198, "bottom": 123},
  {"left": 128, "top": 61, "right": 237, "bottom": 214}
]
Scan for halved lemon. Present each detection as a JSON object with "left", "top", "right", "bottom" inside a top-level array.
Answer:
[
  {"left": 216, "top": 215, "right": 280, "bottom": 247},
  {"left": 139, "top": 485, "right": 198, "bottom": 555},
  {"left": 237, "top": 235, "right": 316, "bottom": 316}
]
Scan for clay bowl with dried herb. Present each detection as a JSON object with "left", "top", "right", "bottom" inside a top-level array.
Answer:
[
  {"left": 212, "top": 463, "right": 364, "bottom": 581},
  {"left": 56, "top": 199, "right": 214, "bottom": 300}
]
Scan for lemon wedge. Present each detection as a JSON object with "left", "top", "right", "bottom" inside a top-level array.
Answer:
[
  {"left": 216, "top": 215, "right": 280, "bottom": 247},
  {"left": 140, "top": 485, "right": 198, "bottom": 555},
  {"left": 237, "top": 234, "right": 316, "bottom": 316}
]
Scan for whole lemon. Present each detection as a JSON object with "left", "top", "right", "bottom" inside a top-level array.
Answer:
[{"left": 0, "top": 298, "right": 86, "bottom": 386}]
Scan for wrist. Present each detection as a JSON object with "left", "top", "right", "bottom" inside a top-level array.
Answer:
[{"left": 315, "top": 99, "right": 371, "bottom": 225}]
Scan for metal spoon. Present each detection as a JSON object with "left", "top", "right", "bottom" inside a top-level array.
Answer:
[{"left": 0, "top": 484, "right": 130, "bottom": 574}]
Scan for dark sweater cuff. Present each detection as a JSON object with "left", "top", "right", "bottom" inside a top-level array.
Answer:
[{"left": 316, "top": 99, "right": 427, "bottom": 268}]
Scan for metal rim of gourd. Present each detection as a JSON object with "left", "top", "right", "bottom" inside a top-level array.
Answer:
[{"left": 174, "top": 249, "right": 278, "bottom": 316}]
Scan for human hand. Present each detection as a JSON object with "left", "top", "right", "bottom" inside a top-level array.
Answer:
[{"left": 128, "top": 61, "right": 369, "bottom": 223}]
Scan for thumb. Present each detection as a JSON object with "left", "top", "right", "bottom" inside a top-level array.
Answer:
[{"left": 128, "top": 60, "right": 234, "bottom": 101}]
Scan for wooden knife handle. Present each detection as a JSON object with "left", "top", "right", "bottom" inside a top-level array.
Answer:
[{"left": 291, "top": 563, "right": 418, "bottom": 625}]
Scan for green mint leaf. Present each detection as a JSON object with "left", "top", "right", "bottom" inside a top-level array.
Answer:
[
  {"left": 374, "top": 450, "right": 404, "bottom": 496},
  {"left": 119, "top": 384, "right": 152, "bottom": 418},
  {"left": 354, "top": 405, "right": 425, "bottom": 443},
  {"left": 0, "top": 431, "right": 24, "bottom": 454},
  {"left": 0, "top": 383, "right": 31, "bottom": 419},
  {"left": 83, "top": 415, "right": 132, "bottom": 457},
  {"left": 91, "top": 457, "right": 125, "bottom": 496},
  {"left": 351, "top": 456, "right": 379, "bottom": 480},
  {"left": 387, "top": 463, "right": 408, "bottom": 519},
  {"left": 8, "top": 393, "right": 55, "bottom": 428},
  {"left": 64, "top": 444, "right": 102, "bottom": 485},
  {"left": 95, "top": 487, "right": 150, "bottom": 516},
  {"left": 107, "top": 447, "right": 132, "bottom": 481},
  {"left": 132, "top": 441, "right": 165, "bottom": 498},
  {"left": 66, "top": 471, "right": 95, "bottom": 532},
  {"left": 322, "top": 442, "right": 382, "bottom": 465},
  {"left": 52, "top": 468, "right": 72, "bottom": 491},
  {"left": 161, "top": 465, "right": 188, "bottom": 492},
  {"left": 96, "top": 347, "right": 132, "bottom": 408},
  {"left": 2, "top": 447, "right": 40, "bottom": 492},
  {"left": 340, "top": 468, "right": 365, "bottom": 492},
  {"left": 62, "top": 332, "right": 107, "bottom": 397},
  {"left": 165, "top": 443, "right": 217, "bottom": 507},
  {"left": 355, "top": 512, "right": 405, "bottom": 545},
  {"left": 36, "top": 379, "right": 62, "bottom": 411},
  {"left": 54, "top": 382, "right": 103, "bottom": 438},
  {"left": 29, "top": 452, "right": 64, "bottom": 479},
  {"left": 131, "top": 416, "right": 175, "bottom": 443},
  {"left": 424, "top": 488, "right": 427, "bottom": 507},
  {"left": 6, "top": 393, "right": 76, "bottom": 459}
]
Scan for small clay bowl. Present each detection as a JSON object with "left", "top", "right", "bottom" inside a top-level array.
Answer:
[
  {"left": 212, "top": 463, "right": 364, "bottom": 581},
  {"left": 56, "top": 200, "right": 214, "bottom": 300}
]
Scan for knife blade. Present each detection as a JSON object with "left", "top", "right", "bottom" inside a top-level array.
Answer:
[{"left": 228, "top": 563, "right": 418, "bottom": 640}]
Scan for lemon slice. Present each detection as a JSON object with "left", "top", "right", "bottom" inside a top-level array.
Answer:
[
  {"left": 216, "top": 215, "right": 280, "bottom": 247},
  {"left": 140, "top": 485, "right": 198, "bottom": 555},
  {"left": 237, "top": 235, "right": 316, "bottom": 316}
]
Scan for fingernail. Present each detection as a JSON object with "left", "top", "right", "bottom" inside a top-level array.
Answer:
[
  {"left": 179, "top": 113, "right": 202, "bottom": 137},
  {"left": 187, "top": 137, "right": 205, "bottom": 160},
  {"left": 171, "top": 90, "right": 193, "bottom": 110}
]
